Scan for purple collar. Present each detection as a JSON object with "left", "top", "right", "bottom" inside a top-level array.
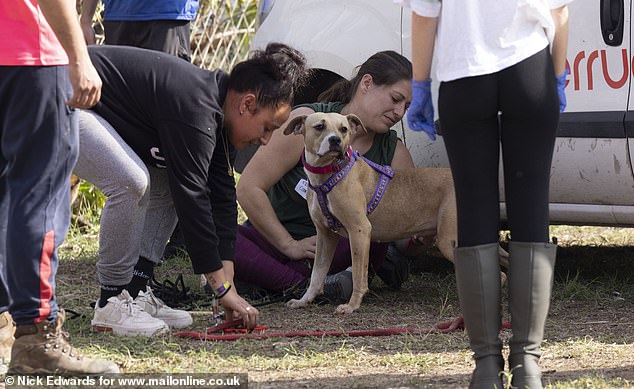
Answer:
[{"left": 305, "top": 148, "right": 395, "bottom": 232}]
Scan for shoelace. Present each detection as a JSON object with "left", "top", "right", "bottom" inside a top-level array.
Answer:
[
  {"left": 119, "top": 294, "right": 144, "bottom": 317},
  {"left": 142, "top": 287, "right": 168, "bottom": 310},
  {"left": 43, "top": 326, "right": 83, "bottom": 360}
]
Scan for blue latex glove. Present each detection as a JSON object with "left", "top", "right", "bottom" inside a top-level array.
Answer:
[
  {"left": 556, "top": 68, "right": 569, "bottom": 113},
  {"left": 407, "top": 79, "right": 436, "bottom": 140}
]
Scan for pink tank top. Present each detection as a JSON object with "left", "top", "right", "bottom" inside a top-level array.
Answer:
[{"left": 0, "top": 0, "right": 68, "bottom": 65}]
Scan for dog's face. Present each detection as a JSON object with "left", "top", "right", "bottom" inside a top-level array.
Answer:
[{"left": 284, "top": 112, "right": 365, "bottom": 160}]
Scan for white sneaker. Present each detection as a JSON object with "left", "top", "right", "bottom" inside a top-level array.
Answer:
[
  {"left": 134, "top": 287, "right": 193, "bottom": 329},
  {"left": 92, "top": 290, "right": 169, "bottom": 337}
]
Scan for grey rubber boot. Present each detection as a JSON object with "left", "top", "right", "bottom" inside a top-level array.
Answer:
[
  {"left": 454, "top": 243, "right": 504, "bottom": 389},
  {"left": 508, "top": 241, "right": 557, "bottom": 389}
]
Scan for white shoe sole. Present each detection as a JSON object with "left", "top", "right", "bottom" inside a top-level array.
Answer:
[
  {"left": 91, "top": 320, "right": 169, "bottom": 337},
  {"left": 159, "top": 315, "right": 193, "bottom": 329}
]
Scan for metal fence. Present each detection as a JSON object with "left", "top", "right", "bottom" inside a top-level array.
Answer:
[
  {"left": 191, "top": 0, "right": 258, "bottom": 71},
  {"left": 84, "top": 0, "right": 258, "bottom": 72}
]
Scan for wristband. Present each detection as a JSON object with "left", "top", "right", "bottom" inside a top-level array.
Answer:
[{"left": 214, "top": 281, "right": 232, "bottom": 298}]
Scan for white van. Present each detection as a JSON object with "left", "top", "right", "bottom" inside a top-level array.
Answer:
[{"left": 248, "top": 0, "right": 634, "bottom": 227}]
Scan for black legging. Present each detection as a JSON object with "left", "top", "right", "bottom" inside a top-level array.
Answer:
[{"left": 438, "top": 48, "right": 559, "bottom": 247}]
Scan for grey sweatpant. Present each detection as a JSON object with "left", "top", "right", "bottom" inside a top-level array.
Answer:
[{"left": 74, "top": 110, "right": 178, "bottom": 286}]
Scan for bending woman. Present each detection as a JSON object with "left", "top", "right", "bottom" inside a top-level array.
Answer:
[{"left": 74, "top": 43, "right": 309, "bottom": 336}]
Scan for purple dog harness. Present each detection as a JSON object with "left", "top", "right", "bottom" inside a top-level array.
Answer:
[{"left": 302, "top": 146, "right": 395, "bottom": 232}]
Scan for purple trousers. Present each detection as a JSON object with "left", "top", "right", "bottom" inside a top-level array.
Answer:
[{"left": 234, "top": 224, "right": 388, "bottom": 291}]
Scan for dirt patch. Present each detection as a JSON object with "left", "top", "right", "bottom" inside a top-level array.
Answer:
[
  {"left": 55, "top": 229, "right": 634, "bottom": 389},
  {"left": 231, "top": 244, "right": 634, "bottom": 388}
]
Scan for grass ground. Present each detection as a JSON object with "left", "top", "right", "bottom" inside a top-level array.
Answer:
[{"left": 17, "top": 225, "right": 634, "bottom": 388}]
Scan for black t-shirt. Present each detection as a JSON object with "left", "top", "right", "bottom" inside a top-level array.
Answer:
[{"left": 88, "top": 45, "right": 236, "bottom": 274}]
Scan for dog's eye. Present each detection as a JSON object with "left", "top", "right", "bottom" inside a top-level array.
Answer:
[
  {"left": 340, "top": 126, "right": 348, "bottom": 133},
  {"left": 314, "top": 123, "right": 325, "bottom": 131}
]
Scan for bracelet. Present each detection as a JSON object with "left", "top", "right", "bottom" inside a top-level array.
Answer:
[{"left": 214, "top": 281, "right": 232, "bottom": 298}]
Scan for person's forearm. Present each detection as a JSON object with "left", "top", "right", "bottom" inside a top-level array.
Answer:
[
  {"left": 411, "top": 12, "right": 438, "bottom": 81},
  {"left": 80, "top": 0, "right": 99, "bottom": 28},
  {"left": 204, "top": 268, "right": 228, "bottom": 291},
  {"left": 550, "top": 5, "right": 569, "bottom": 76},
  {"left": 238, "top": 187, "right": 296, "bottom": 252},
  {"left": 37, "top": 0, "right": 91, "bottom": 64}
]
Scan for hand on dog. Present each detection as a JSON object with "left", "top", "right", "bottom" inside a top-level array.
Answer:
[
  {"left": 282, "top": 235, "right": 316, "bottom": 260},
  {"left": 220, "top": 288, "right": 259, "bottom": 330}
]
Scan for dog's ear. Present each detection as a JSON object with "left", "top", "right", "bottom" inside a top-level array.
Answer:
[
  {"left": 346, "top": 114, "right": 367, "bottom": 134},
  {"left": 283, "top": 115, "right": 308, "bottom": 136}
]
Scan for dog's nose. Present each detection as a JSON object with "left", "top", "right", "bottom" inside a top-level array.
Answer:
[{"left": 328, "top": 136, "right": 341, "bottom": 146}]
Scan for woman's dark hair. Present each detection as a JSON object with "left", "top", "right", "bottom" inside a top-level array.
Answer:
[
  {"left": 228, "top": 42, "right": 310, "bottom": 109},
  {"left": 318, "top": 51, "right": 412, "bottom": 103}
]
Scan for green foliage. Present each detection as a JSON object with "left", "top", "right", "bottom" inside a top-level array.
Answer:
[{"left": 72, "top": 179, "right": 106, "bottom": 225}]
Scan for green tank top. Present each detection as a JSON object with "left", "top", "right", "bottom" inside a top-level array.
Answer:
[{"left": 268, "top": 101, "right": 399, "bottom": 239}]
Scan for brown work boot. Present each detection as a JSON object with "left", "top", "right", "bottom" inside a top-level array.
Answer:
[
  {"left": 0, "top": 311, "right": 15, "bottom": 373},
  {"left": 8, "top": 309, "right": 119, "bottom": 375}
]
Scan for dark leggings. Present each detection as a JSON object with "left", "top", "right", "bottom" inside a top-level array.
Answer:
[
  {"left": 233, "top": 224, "right": 388, "bottom": 291},
  {"left": 438, "top": 48, "right": 559, "bottom": 247}
]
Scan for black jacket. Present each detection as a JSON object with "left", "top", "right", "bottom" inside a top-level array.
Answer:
[{"left": 88, "top": 45, "right": 237, "bottom": 274}]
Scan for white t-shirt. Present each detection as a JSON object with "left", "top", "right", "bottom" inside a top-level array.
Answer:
[{"left": 396, "top": 0, "right": 573, "bottom": 82}]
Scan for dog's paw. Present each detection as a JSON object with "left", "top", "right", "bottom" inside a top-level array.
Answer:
[
  {"left": 286, "top": 299, "right": 308, "bottom": 309},
  {"left": 334, "top": 304, "right": 355, "bottom": 315}
]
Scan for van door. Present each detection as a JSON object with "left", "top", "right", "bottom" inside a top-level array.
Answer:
[{"left": 550, "top": 0, "right": 634, "bottom": 225}]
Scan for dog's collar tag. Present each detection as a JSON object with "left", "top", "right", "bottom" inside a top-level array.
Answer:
[{"left": 295, "top": 179, "right": 308, "bottom": 200}]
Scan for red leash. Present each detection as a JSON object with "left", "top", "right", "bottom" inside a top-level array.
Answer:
[{"left": 173, "top": 316, "right": 512, "bottom": 342}]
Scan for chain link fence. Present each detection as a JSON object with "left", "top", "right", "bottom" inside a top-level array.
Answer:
[
  {"left": 191, "top": 0, "right": 258, "bottom": 71},
  {"left": 83, "top": 0, "right": 258, "bottom": 71}
]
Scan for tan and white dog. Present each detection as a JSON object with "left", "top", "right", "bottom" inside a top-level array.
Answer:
[{"left": 284, "top": 112, "right": 507, "bottom": 315}]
